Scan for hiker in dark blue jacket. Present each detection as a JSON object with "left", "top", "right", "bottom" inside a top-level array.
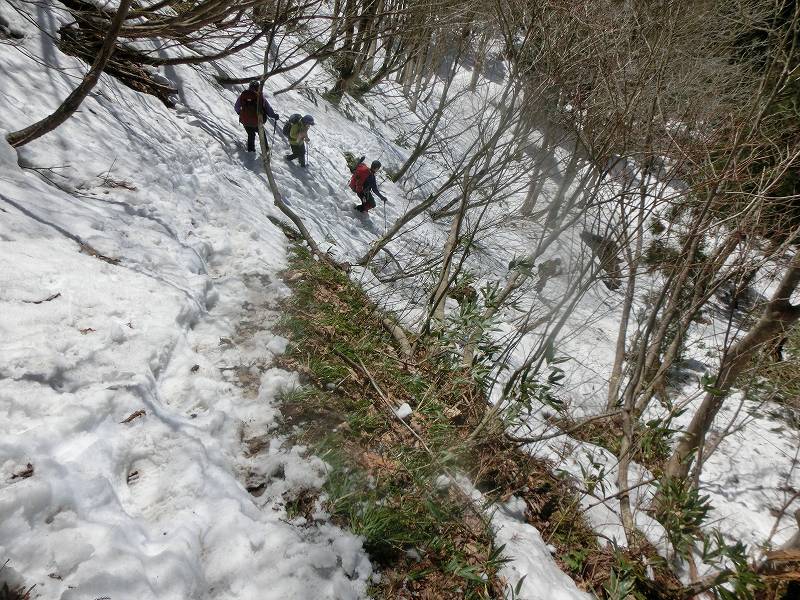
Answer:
[{"left": 353, "top": 161, "right": 387, "bottom": 212}]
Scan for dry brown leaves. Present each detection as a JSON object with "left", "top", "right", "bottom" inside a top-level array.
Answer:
[{"left": 119, "top": 409, "right": 146, "bottom": 424}]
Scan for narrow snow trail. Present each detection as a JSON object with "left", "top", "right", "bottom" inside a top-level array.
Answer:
[{"left": 0, "top": 6, "right": 375, "bottom": 599}]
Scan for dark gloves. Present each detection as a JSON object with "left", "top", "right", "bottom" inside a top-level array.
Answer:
[{"left": 273, "top": 113, "right": 280, "bottom": 120}]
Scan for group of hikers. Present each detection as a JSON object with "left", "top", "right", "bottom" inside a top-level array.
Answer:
[{"left": 234, "top": 81, "right": 387, "bottom": 213}]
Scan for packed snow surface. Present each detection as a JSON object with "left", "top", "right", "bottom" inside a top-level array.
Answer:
[{"left": 0, "top": 5, "right": 378, "bottom": 598}]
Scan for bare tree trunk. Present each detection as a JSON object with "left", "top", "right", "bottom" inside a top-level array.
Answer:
[
  {"left": 6, "top": 0, "right": 133, "bottom": 148},
  {"left": 350, "top": 0, "right": 380, "bottom": 77},
  {"left": 408, "top": 41, "right": 430, "bottom": 112},
  {"left": 393, "top": 41, "right": 462, "bottom": 181},
  {"left": 615, "top": 179, "right": 648, "bottom": 544},
  {"left": 329, "top": 0, "right": 359, "bottom": 96},
  {"left": 402, "top": 46, "right": 417, "bottom": 93},
  {"left": 607, "top": 179, "right": 644, "bottom": 409},
  {"left": 360, "top": 0, "right": 384, "bottom": 74},
  {"left": 665, "top": 251, "right": 800, "bottom": 480},
  {"left": 325, "top": 0, "right": 344, "bottom": 47},
  {"left": 469, "top": 30, "right": 489, "bottom": 92},
  {"left": 395, "top": 48, "right": 410, "bottom": 83},
  {"left": 428, "top": 175, "right": 471, "bottom": 327}
]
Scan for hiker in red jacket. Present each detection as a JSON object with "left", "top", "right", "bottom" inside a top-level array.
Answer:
[
  {"left": 234, "top": 81, "right": 279, "bottom": 152},
  {"left": 350, "top": 159, "right": 387, "bottom": 212}
]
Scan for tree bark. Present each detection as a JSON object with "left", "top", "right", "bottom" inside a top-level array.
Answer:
[
  {"left": 469, "top": 30, "right": 489, "bottom": 92},
  {"left": 607, "top": 179, "right": 645, "bottom": 409},
  {"left": 665, "top": 251, "right": 800, "bottom": 480},
  {"left": 427, "top": 175, "right": 470, "bottom": 327}
]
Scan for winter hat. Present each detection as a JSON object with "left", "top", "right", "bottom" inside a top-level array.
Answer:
[
  {"left": 248, "top": 81, "right": 259, "bottom": 91},
  {"left": 301, "top": 115, "right": 315, "bottom": 125},
  {"left": 371, "top": 160, "right": 382, "bottom": 170}
]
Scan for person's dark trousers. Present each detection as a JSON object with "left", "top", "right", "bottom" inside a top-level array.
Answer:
[
  {"left": 285, "top": 144, "right": 306, "bottom": 167},
  {"left": 244, "top": 126, "right": 258, "bottom": 152},
  {"left": 356, "top": 190, "right": 375, "bottom": 212}
]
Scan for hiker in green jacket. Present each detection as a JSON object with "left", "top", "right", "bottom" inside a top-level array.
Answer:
[{"left": 285, "top": 115, "right": 314, "bottom": 167}]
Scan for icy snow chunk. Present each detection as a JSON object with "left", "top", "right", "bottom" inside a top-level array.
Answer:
[
  {"left": 266, "top": 335, "right": 288, "bottom": 355},
  {"left": 332, "top": 535, "right": 368, "bottom": 576},
  {"left": 394, "top": 402, "right": 412, "bottom": 420},
  {"left": 405, "top": 548, "right": 422, "bottom": 561},
  {"left": 258, "top": 367, "right": 299, "bottom": 403},
  {"left": 109, "top": 321, "right": 127, "bottom": 343}
]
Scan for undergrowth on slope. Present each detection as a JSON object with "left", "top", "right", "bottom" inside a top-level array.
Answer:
[
  {"left": 276, "top": 246, "right": 504, "bottom": 598},
  {"left": 272, "top": 244, "right": 694, "bottom": 600},
  {"left": 558, "top": 412, "right": 674, "bottom": 477}
]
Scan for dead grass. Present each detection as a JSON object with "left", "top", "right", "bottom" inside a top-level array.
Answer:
[
  {"left": 0, "top": 561, "right": 34, "bottom": 600},
  {"left": 273, "top": 245, "right": 689, "bottom": 599}
]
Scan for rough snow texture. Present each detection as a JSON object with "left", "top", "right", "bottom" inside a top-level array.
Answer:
[{"left": 0, "top": 4, "right": 373, "bottom": 598}]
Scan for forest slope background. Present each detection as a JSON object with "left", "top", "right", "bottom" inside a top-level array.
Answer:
[{"left": 0, "top": 0, "right": 799, "bottom": 598}]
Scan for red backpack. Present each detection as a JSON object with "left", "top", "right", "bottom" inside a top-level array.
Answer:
[
  {"left": 349, "top": 162, "right": 371, "bottom": 193},
  {"left": 238, "top": 90, "right": 259, "bottom": 127}
]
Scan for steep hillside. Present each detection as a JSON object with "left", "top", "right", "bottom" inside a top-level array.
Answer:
[{"left": 1, "top": 0, "right": 798, "bottom": 599}]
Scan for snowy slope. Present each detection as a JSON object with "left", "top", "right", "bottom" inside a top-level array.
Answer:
[
  {"left": 0, "top": 5, "right": 378, "bottom": 598},
  {"left": 0, "top": 3, "right": 594, "bottom": 600}
]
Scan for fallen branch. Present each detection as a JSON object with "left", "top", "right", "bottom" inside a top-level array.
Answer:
[
  {"left": 22, "top": 292, "right": 61, "bottom": 304},
  {"left": 334, "top": 350, "right": 430, "bottom": 446},
  {"left": 381, "top": 317, "right": 413, "bottom": 358},
  {"left": 506, "top": 409, "right": 623, "bottom": 445},
  {"left": 7, "top": 0, "right": 133, "bottom": 147},
  {"left": 120, "top": 409, "right": 146, "bottom": 424}
]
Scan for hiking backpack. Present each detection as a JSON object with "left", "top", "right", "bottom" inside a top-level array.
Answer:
[
  {"left": 349, "top": 162, "right": 371, "bottom": 194},
  {"left": 239, "top": 90, "right": 259, "bottom": 127},
  {"left": 282, "top": 113, "right": 302, "bottom": 137}
]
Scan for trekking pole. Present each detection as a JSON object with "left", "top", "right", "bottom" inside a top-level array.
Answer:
[
  {"left": 305, "top": 144, "right": 309, "bottom": 168},
  {"left": 383, "top": 199, "right": 387, "bottom": 234}
]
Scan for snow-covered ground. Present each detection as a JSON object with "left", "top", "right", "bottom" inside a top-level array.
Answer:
[
  {"left": 1, "top": 1, "right": 797, "bottom": 598},
  {"left": 0, "top": 5, "right": 379, "bottom": 597}
]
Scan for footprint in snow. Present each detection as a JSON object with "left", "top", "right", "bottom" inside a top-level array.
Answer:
[{"left": 121, "top": 446, "right": 203, "bottom": 523}]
